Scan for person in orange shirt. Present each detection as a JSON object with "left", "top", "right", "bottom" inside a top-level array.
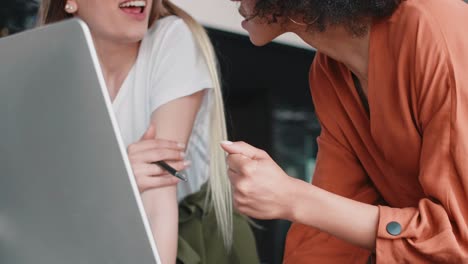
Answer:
[{"left": 220, "top": 0, "right": 468, "bottom": 262}]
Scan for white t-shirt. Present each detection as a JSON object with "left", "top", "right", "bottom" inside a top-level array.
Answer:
[{"left": 112, "top": 16, "right": 213, "bottom": 201}]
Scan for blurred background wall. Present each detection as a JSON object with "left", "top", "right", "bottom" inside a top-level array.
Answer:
[{"left": 171, "top": 0, "right": 311, "bottom": 49}]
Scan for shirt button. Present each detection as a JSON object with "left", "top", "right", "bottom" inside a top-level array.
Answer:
[{"left": 386, "top": 221, "right": 402, "bottom": 236}]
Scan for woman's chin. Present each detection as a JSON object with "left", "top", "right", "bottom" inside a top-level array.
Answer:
[
  {"left": 120, "top": 30, "right": 147, "bottom": 44},
  {"left": 244, "top": 23, "right": 282, "bottom": 47},
  {"left": 248, "top": 35, "right": 271, "bottom": 47}
]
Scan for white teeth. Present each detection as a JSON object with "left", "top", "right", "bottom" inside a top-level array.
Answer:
[{"left": 119, "top": 0, "right": 145, "bottom": 8}]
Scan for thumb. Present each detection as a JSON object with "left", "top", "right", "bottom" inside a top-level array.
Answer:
[
  {"left": 141, "top": 124, "right": 156, "bottom": 140},
  {"left": 220, "top": 141, "right": 268, "bottom": 160}
]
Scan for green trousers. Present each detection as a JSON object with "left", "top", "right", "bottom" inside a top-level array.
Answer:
[{"left": 177, "top": 184, "right": 260, "bottom": 264}]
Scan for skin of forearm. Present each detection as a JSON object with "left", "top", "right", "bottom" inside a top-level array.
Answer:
[
  {"left": 287, "top": 178, "right": 379, "bottom": 250},
  {"left": 145, "top": 91, "right": 204, "bottom": 263},
  {"left": 141, "top": 186, "right": 178, "bottom": 264}
]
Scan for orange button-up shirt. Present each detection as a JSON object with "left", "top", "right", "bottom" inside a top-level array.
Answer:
[{"left": 284, "top": 0, "right": 468, "bottom": 263}]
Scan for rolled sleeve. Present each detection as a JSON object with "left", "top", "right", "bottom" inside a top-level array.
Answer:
[
  {"left": 375, "top": 31, "right": 468, "bottom": 262},
  {"left": 376, "top": 200, "right": 466, "bottom": 263}
]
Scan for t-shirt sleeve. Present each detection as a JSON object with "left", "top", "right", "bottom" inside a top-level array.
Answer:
[
  {"left": 284, "top": 53, "right": 382, "bottom": 264},
  {"left": 148, "top": 18, "right": 213, "bottom": 113},
  {"left": 375, "top": 5, "right": 468, "bottom": 262}
]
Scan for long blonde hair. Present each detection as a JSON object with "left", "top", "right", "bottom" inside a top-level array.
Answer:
[{"left": 38, "top": 0, "right": 233, "bottom": 249}]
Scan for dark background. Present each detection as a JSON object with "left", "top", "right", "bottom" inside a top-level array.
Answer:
[{"left": 207, "top": 28, "right": 318, "bottom": 264}]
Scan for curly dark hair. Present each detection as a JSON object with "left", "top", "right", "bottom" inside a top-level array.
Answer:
[{"left": 254, "top": 0, "right": 404, "bottom": 36}]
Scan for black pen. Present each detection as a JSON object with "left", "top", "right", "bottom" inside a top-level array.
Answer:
[{"left": 153, "top": 160, "right": 188, "bottom": 182}]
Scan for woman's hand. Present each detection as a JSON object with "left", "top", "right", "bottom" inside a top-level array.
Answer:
[
  {"left": 128, "top": 125, "right": 190, "bottom": 193},
  {"left": 220, "top": 141, "right": 299, "bottom": 220}
]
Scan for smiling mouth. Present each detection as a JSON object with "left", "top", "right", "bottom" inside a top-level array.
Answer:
[{"left": 119, "top": 0, "right": 146, "bottom": 14}]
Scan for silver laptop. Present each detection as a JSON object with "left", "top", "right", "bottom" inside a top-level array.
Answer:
[{"left": 0, "top": 19, "right": 161, "bottom": 264}]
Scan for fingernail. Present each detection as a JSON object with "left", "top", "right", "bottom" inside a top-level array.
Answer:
[
  {"left": 184, "top": 160, "right": 192, "bottom": 166},
  {"left": 177, "top": 142, "right": 186, "bottom": 148},
  {"left": 221, "top": 140, "right": 233, "bottom": 145},
  {"left": 180, "top": 152, "right": 186, "bottom": 158}
]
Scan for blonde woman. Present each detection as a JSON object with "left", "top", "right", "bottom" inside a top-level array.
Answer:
[{"left": 38, "top": 0, "right": 258, "bottom": 263}]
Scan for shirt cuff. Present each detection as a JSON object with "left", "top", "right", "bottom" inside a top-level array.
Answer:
[{"left": 376, "top": 205, "right": 418, "bottom": 263}]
